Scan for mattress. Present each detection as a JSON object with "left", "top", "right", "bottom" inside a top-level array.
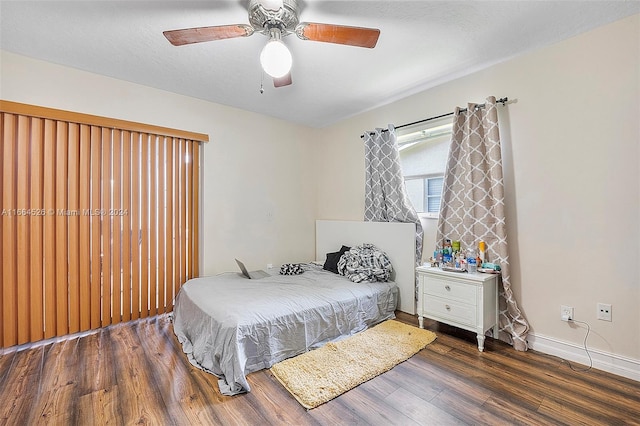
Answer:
[{"left": 172, "top": 264, "right": 398, "bottom": 395}]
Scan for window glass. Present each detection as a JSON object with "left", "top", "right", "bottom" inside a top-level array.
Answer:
[
  {"left": 398, "top": 119, "right": 451, "bottom": 218},
  {"left": 426, "top": 176, "right": 443, "bottom": 212},
  {"left": 405, "top": 178, "right": 424, "bottom": 212}
]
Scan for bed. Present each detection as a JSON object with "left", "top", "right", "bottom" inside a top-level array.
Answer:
[{"left": 173, "top": 220, "right": 416, "bottom": 395}]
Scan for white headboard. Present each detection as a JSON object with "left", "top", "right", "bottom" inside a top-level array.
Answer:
[{"left": 315, "top": 220, "right": 416, "bottom": 315}]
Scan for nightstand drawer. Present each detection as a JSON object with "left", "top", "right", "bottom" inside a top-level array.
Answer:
[
  {"left": 423, "top": 277, "right": 476, "bottom": 304},
  {"left": 424, "top": 297, "right": 476, "bottom": 327}
]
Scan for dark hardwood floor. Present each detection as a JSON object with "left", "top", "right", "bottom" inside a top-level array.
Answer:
[{"left": 1, "top": 312, "right": 639, "bottom": 425}]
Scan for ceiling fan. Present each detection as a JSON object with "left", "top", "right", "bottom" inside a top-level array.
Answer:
[{"left": 163, "top": 0, "right": 380, "bottom": 88}]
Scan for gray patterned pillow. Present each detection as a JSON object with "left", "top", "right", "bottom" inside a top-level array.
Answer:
[{"left": 280, "top": 263, "right": 304, "bottom": 275}]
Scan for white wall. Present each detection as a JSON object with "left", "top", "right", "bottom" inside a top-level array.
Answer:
[
  {"left": 314, "top": 14, "right": 640, "bottom": 374},
  {"left": 0, "top": 50, "right": 318, "bottom": 276}
]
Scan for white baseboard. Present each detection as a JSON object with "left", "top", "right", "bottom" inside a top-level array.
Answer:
[{"left": 527, "top": 333, "right": 640, "bottom": 382}]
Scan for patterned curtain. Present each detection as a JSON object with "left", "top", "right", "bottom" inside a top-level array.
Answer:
[
  {"left": 363, "top": 125, "right": 423, "bottom": 269},
  {"left": 437, "top": 97, "right": 530, "bottom": 351}
]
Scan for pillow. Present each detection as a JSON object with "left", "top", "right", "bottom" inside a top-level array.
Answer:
[
  {"left": 280, "top": 263, "right": 304, "bottom": 275},
  {"left": 323, "top": 245, "right": 350, "bottom": 274}
]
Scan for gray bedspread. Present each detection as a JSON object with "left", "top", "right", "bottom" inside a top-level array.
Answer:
[{"left": 173, "top": 265, "right": 398, "bottom": 395}]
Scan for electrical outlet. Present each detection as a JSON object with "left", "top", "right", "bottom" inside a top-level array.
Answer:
[
  {"left": 561, "top": 305, "right": 574, "bottom": 321},
  {"left": 597, "top": 303, "right": 612, "bottom": 321}
]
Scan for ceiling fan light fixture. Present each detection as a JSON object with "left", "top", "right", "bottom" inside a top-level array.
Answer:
[
  {"left": 260, "top": 28, "right": 292, "bottom": 78},
  {"left": 164, "top": 0, "right": 380, "bottom": 88},
  {"left": 259, "top": 0, "right": 284, "bottom": 11}
]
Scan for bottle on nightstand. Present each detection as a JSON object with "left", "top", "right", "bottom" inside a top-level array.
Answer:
[
  {"left": 467, "top": 257, "right": 477, "bottom": 273},
  {"left": 478, "top": 241, "right": 486, "bottom": 263}
]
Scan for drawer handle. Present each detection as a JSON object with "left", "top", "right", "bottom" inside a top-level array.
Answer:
[
  {"left": 445, "top": 304, "right": 451, "bottom": 311},
  {"left": 444, "top": 285, "right": 451, "bottom": 291}
]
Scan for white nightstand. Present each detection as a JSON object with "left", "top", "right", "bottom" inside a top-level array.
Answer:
[{"left": 416, "top": 266, "right": 499, "bottom": 352}]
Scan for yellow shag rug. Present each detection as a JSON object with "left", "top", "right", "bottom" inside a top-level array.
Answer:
[{"left": 270, "top": 320, "right": 437, "bottom": 409}]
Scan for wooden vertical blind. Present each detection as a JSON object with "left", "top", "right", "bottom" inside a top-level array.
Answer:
[{"left": 0, "top": 101, "right": 207, "bottom": 348}]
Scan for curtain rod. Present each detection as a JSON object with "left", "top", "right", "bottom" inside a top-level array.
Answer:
[{"left": 360, "top": 97, "right": 508, "bottom": 138}]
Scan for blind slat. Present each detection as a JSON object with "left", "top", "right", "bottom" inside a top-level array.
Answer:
[
  {"left": 140, "top": 134, "right": 149, "bottom": 319},
  {"left": 29, "top": 118, "right": 45, "bottom": 341},
  {"left": 90, "top": 126, "right": 102, "bottom": 329},
  {"left": 166, "top": 139, "right": 175, "bottom": 312},
  {"left": 101, "top": 128, "right": 112, "bottom": 327},
  {"left": 174, "top": 139, "right": 181, "bottom": 301},
  {"left": 43, "top": 119, "right": 57, "bottom": 339},
  {"left": 157, "top": 137, "right": 167, "bottom": 314},
  {"left": 55, "top": 122, "right": 69, "bottom": 336},
  {"left": 17, "top": 115, "right": 31, "bottom": 344},
  {"left": 2, "top": 114, "right": 18, "bottom": 346},
  {"left": 121, "top": 131, "right": 132, "bottom": 323},
  {"left": 149, "top": 136, "right": 158, "bottom": 317},
  {"left": 112, "top": 129, "right": 122, "bottom": 325},
  {"left": 192, "top": 143, "right": 200, "bottom": 278},
  {"left": 130, "top": 132, "right": 141, "bottom": 321},
  {"left": 79, "top": 124, "right": 92, "bottom": 331},
  {"left": 68, "top": 123, "right": 81, "bottom": 334},
  {"left": 180, "top": 140, "right": 187, "bottom": 288}
]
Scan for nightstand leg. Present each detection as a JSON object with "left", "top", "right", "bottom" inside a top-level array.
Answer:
[
  {"left": 494, "top": 287, "right": 500, "bottom": 338},
  {"left": 476, "top": 334, "right": 485, "bottom": 352},
  {"left": 418, "top": 316, "right": 424, "bottom": 329}
]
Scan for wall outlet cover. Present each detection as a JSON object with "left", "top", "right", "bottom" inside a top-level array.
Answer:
[
  {"left": 597, "top": 303, "right": 612, "bottom": 321},
  {"left": 561, "top": 305, "right": 574, "bottom": 321}
]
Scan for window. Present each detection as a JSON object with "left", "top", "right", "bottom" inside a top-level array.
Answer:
[
  {"left": 405, "top": 175, "right": 443, "bottom": 216},
  {"left": 398, "top": 119, "right": 452, "bottom": 218}
]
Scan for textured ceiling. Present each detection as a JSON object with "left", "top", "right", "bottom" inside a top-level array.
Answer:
[{"left": 1, "top": 1, "right": 638, "bottom": 127}]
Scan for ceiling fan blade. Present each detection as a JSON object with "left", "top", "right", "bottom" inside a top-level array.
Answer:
[
  {"left": 273, "top": 72, "right": 292, "bottom": 88},
  {"left": 295, "top": 22, "right": 380, "bottom": 48},
  {"left": 163, "top": 24, "right": 254, "bottom": 46}
]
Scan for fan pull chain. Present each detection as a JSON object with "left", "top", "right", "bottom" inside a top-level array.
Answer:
[{"left": 259, "top": 70, "right": 265, "bottom": 94}]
